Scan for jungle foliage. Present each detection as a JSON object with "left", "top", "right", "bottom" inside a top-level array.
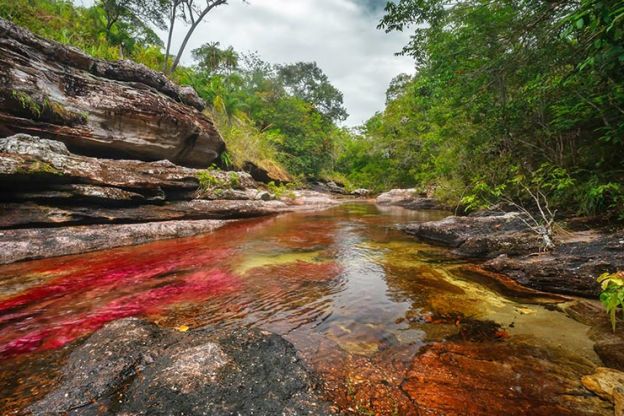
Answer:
[
  {"left": 3, "top": 0, "right": 623, "bottom": 216},
  {"left": 336, "top": 0, "right": 624, "bottom": 218},
  {"left": 0, "top": 0, "right": 349, "bottom": 181}
]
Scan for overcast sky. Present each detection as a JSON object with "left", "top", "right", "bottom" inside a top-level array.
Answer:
[{"left": 79, "top": 0, "right": 415, "bottom": 126}]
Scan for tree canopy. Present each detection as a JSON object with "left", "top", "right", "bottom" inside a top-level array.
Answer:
[{"left": 335, "top": 0, "right": 624, "bottom": 218}]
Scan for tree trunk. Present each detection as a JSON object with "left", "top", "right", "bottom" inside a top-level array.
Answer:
[
  {"left": 162, "top": 2, "right": 178, "bottom": 73},
  {"left": 169, "top": 21, "right": 199, "bottom": 74},
  {"left": 105, "top": 17, "right": 116, "bottom": 42},
  {"left": 168, "top": 1, "right": 227, "bottom": 74}
]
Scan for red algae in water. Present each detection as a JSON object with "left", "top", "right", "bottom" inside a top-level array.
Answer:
[
  {"left": 0, "top": 267, "right": 240, "bottom": 358},
  {"left": 0, "top": 247, "right": 233, "bottom": 313}
]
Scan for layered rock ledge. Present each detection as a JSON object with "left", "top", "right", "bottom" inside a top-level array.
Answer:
[
  {"left": 28, "top": 318, "right": 333, "bottom": 416},
  {"left": 0, "top": 18, "right": 223, "bottom": 168},
  {"left": 0, "top": 134, "right": 339, "bottom": 264},
  {"left": 402, "top": 212, "right": 624, "bottom": 297}
]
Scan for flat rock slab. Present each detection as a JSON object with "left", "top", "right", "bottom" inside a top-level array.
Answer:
[
  {"left": 401, "top": 212, "right": 624, "bottom": 297},
  {"left": 28, "top": 318, "right": 333, "bottom": 416},
  {"left": 0, "top": 200, "right": 289, "bottom": 229},
  {"left": 0, "top": 219, "right": 229, "bottom": 264},
  {"left": 376, "top": 188, "right": 448, "bottom": 211},
  {"left": 402, "top": 212, "right": 539, "bottom": 254}
]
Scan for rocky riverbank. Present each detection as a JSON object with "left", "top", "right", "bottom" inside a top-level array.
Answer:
[
  {"left": 28, "top": 318, "right": 333, "bottom": 415},
  {"left": 0, "top": 134, "right": 340, "bottom": 264},
  {"left": 401, "top": 211, "right": 624, "bottom": 297},
  {"left": 379, "top": 189, "right": 623, "bottom": 298}
]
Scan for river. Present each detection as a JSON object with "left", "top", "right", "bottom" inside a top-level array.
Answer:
[{"left": 0, "top": 203, "right": 610, "bottom": 415}]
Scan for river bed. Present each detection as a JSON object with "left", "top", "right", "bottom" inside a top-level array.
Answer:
[{"left": 0, "top": 203, "right": 611, "bottom": 415}]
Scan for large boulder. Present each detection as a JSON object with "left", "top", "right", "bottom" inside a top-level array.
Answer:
[
  {"left": 376, "top": 188, "right": 447, "bottom": 211},
  {"left": 28, "top": 318, "right": 333, "bottom": 416},
  {"left": 402, "top": 212, "right": 624, "bottom": 297},
  {"left": 401, "top": 212, "right": 539, "bottom": 255},
  {"left": 0, "top": 18, "right": 224, "bottom": 168},
  {"left": 484, "top": 231, "right": 624, "bottom": 297}
]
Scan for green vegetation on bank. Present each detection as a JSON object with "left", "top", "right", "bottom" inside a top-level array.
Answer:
[
  {"left": 2, "top": 0, "right": 623, "bottom": 220},
  {"left": 599, "top": 272, "right": 624, "bottom": 331},
  {"left": 335, "top": 0, "right": 624, "bottom": 219},
  {"left": 1, "top": 0, "right": 349, "bottom": 183}
]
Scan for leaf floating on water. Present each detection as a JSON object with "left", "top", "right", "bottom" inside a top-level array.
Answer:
[{"left": 175, "top": 325, "right": 190, "bottom": 332}]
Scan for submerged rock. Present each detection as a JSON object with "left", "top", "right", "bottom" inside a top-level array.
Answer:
[
  {"left": 402, "top": 341, "right": 611, "bottom": 416},
  {"left": 402, "top": 212, "right": 624, "bottom": 297},
  {"left": 376, "top": 188, "right": 447, "bottom": 211},
  {"left": 28, "top": 318, "right": 333, "bottom": 416},
  {"left": 0, "top": 18, "right": 223, "bottom": 168}
]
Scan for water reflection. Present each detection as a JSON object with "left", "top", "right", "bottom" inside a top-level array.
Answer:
[{"left": 0, "top": 203, "right": 610, "bottom": 415}]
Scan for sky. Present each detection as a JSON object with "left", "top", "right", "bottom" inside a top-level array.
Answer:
[{"left": 79, "top": 0, "right": 415, "bottom": 126}]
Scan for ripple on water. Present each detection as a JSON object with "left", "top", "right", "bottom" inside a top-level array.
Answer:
[{"left": 0, "top": 203, "right": 612, "bottom": 415}]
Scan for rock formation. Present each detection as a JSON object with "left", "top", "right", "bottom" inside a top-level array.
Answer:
[
  {"left": 402, "top": 212, "right": 624, "bottom": 297},
  {"left": 0, "top": 134, "right": 338, "bottom": 263},
  {"left": 376, "top": 188, "right": 449, "bottom": 211},
  {"left": 28, "top": 318, "right": 333, "bottom": 416},
  {"left": 0, "top": 18, "right": 224, "bottom": 168}
]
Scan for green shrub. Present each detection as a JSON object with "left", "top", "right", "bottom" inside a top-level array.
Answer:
[
  {"left": 228, "top": 171, "right": 241, "bottom": 189},
  {"left": 267, "top": 181, "right": 296, "bottom": 199},
  {"left": 197, "top": 170, "right": 225, "bottom": 190},
  {"left": 598, "top": 272, "right": 624, "bottom": 331}
]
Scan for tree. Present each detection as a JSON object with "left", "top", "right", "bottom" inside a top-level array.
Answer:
[
  {"left": 97, "top": 0, "right": 168, "bottom": 42},
  {"left": 162, "top": 0, "right": 185, "bottom": 72},
  {"left": 192, "top": 41, "right": 239, "bottom": 74},
  {"left": 276, "top": 62, "right": 348, "bottom": 123},
  {"left": 385, "top": 73, "right": 412, "bottom": 104},
  {"left": 163, "top": 0, "right": 234, "bottom": 74}
]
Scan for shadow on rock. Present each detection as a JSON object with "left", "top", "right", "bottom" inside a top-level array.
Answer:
[{"left": 28, "top": 318, "right": 333, "bottom": 416}]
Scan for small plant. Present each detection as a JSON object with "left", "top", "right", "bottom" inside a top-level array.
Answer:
[
  {"left": 78, "top": 111, "right": 89, "bottom": 123},
  {"left": 11, "top": 90, "right": 42, "bottom": 117},
  {"left": 197, "top": 170, "right": 225, "bottom": 190},
  {"left": 462, "top": 175, "right": 558, "bottom": 251},
  {"left": 228, "top": 171, "right": 241, "bottom": 189},
  {"left": 598, "top": 272, "right": 624, "bottom": 331},
  {"left": 219, "top": 151, "right": 233, "bottom": 168},
  {"left": 268, "top": 181, "right": 296, "bottom": 199}
]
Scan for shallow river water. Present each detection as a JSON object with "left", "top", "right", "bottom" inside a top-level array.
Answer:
[{"left": 0, "top": 203, "right": 612, "bottom": 415}]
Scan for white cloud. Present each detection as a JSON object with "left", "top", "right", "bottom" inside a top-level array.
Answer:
[{"left": 161, "top": 0, "right": 414, "bottom": 126}]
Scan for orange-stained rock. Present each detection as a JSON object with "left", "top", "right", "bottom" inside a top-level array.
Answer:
[{"left": 402, "top": 341, "right": 610, "bottom": 416}]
